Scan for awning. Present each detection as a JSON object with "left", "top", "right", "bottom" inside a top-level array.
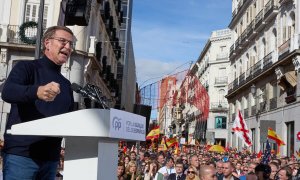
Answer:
[
  {"left": 285, "top": 71, "right": 297, "bottom": 87},
  {"left": 278, "top": 71, "right": 297, "bottom": 91}
]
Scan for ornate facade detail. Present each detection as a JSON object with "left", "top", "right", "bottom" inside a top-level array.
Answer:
[
  {"left": 292, "top": 56, "right": 300, "bottom": 73},
  {"left": 0, "top": 48, "right": 7, "bottom": 63}
]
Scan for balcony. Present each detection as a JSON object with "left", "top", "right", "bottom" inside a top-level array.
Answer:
[
  {"left": 246, "top": 67, "right": 253, "bottom": 81},
  {"left": 231, "top": 113, "right": 236, "bottom": 122},
  {"left": 215, "top": 76, "right": 228, "bottom": 85},
  {"left": 244, "top": 108, "right": 249, "bottom": 119},
  {"left": 229, "top": 44, "right": 235, "bottom": 57},
  {"left": 228, "top": 82, "right": 233, "bottom": 94},
  {"left": 254, "top": 10, "right": 264, "bottom": 31},
  {"left": 264, "top": 0, "right": 279, "bottom": 22},
  {"left": 240, "top": 30, "right": 248, "bottom": 44},
  {"left": 259, "top": 101, "right": 267, "bottom": 112},
  {"left": 269, "top": 97, "right": 277, "bottom": 110},
  {"left": 278, "top": 39, "right": 291, "bottom": 60},
  {"left": 235, "top": 37, "right": 241, "bottom": 51},
  {"left": 1, "top": 24, "right": 37, "bottom": 45},
  {"left": 238, "top": 73, "right": 245, "bottom": 86},
  {"left": 232, "top": 9, "right": 237, "bottom": 18},
  {"left": 233, "top": 78, "right": 238, "bottom": 89},
  {"left": 251, "top": 105, "right": 256, "bottom": 116},
  {"left": 247, "top": 20, "right": 256, "bottom": 40},
  {"left": 253, "top": 60, "right": 262, "bottom": 77},
  {"left": 263, "top": 52, "right": 273, "bottom": 70},
  {"left": 210, "top": 102, "right": 228, "bottom": 111}
]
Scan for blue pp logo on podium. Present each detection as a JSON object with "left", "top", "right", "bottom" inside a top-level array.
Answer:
[
  {"left": 112, "top": 117, "right": 122, "bottom": 131},
  {"left": 109, "top": 109, "right": 146, "bottom": 141}
]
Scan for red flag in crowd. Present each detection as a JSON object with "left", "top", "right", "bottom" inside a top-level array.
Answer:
[
  {"left": 257, "top": 150, "right": 262, "bottom": 158},
  {"left": 123, "top": 146, "right": 127, "bottom": 153}
]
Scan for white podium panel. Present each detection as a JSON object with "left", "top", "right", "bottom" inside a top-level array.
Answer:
[{"left": 7, "top": 108, "right": 146, "bottom": 180}]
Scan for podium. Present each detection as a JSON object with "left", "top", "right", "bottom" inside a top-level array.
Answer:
[{"left": 7, "top": 108, "right": 146, "bottom": 180}]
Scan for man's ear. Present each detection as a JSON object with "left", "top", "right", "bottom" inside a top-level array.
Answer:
[{"left": 44, "top": 39, "right": 50, "bottom": 50}]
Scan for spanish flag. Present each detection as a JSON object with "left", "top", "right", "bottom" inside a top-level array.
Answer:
[
  {"left": 296, "top": 150, "right": 300, "bottom": 158},
  {"left": 158, "top": 137, "right": 167, "bottom": 151},
  {"left": 166, "top": 137, "right": 178, "bottom": 148},
  {"left": 146, "top": 126, "right": 160, "bottom": 140},
  {"left": 174, "top": 143, "right": 180, "bottom": 155},
  {"left": 268, "top": 128, "right": 285, "bottom": 146}
]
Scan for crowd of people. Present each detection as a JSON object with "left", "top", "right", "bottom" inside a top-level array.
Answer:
[{"left": 116, "top": 145, "right": 300, "bottom": 180}]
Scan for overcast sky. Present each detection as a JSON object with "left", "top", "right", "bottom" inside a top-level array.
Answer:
[{"left": 132, "top": 0, "right": 232, "bottom": 87}]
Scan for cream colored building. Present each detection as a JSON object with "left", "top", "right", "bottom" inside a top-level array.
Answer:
[
  {"left": 190, "top": 29, "right": 231, "bottom": 146},
  {"left": 227, "top": 0, "right": 300, "bottom": 156},
  {"left": 0, "top": 0, "right": 137, "bottom": 139}
]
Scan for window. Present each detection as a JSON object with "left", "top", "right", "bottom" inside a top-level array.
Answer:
[
  {"left": 286, "top": 121, "right": 294, "bottom": 157},
  {"left": 220, "top": 45, "right": 226, "bottom": 52},
  {"left": 24, "top": 2, "right": 48, "bottom": 28},
  {"left": 215, "top": 116, "right": 226, "bottom": 129},
  {"left": 219, "top": 89, "right": 226, "bottom": 103}
]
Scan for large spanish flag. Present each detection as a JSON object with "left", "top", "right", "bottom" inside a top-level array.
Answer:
[
  {"left": 268, "top": 128, "right": 285, "bottom": 146},
  {"left": 166, "top": 137, "right": 178, "bottom": 148},
  {"left": 146, "top": 126, "right": 160, "bottom": 140}
]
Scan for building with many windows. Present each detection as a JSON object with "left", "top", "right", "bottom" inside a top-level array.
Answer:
[
  {"left": 191, "top": 29, "right": 231, "bottom": 147},
  {"left": 0, "top": 0, "right": 137, "bottom": 139},
  {"left": 227, "top": 0, "right": 300, "bottom": 156}
]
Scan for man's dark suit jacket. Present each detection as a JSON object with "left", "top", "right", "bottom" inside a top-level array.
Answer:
[{"left": 167, "top": 173, "right": 186, "bottom": 180}]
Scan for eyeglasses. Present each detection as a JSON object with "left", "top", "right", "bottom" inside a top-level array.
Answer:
[
  {"left": 49, "top": 37, "right": 74, "bottom": 48},
  {"left": 187, "top": 171, "right": 195, "bottom": 174}
]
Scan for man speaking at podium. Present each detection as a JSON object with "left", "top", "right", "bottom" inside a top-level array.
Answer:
[{"left": 1, "top": 26, "right": 75, "bottom": 179}]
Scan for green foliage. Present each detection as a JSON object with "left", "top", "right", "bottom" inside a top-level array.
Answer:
[{"left": 19, "top": 21, "right": 38, "bottom": 45}]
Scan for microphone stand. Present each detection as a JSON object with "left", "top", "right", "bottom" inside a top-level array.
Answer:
[{"left": 85, "top": 84, "right": 109, "bottom": 109}]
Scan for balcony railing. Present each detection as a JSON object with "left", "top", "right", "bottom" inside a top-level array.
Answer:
[
  {"left": 228, "top": 82, "right": 233, "bottom": 93},
  {"left": 233, "top": 78, "right": 238, "bottom": 89},
  {"left": 251, "top": 105, "right": 256, "bottom": 116},
  {"left": 230, "top": 44, "right": 234, "bottom": 57},
  {"left": 254, "top": 10, "right": 264, "bottom": 29},
  {"left": 259, "top": 101, "right": 266, "bottom": 112},
  {"left": 269, "top": 97, "right": 277, "bottom": 110},
  {"left": 215, "top": 76, "right": 228, "bottom": 84},
  {"left": 235, "top": 38, "right": 241, "bottom": 50},
  {"left": 264, "top": 0, "right": 278, "bottom": 20},
  {"left": 244, "top": 109, "right": 249, "bottom": 118},
  {"left": 239, "top": 72, "right": 245, "bottom": 86},
  {"left": 241, "top": 30, "right": 248, "bottom": 43},
  {"left": 263, "top": 52, "right": 273, "bottom": 70},
  {"left": 210, "top": 102, "right": 229, "bottom": 109},
  {"left": 5, "top": 24, "right": 37, "bottom": 45},
  {"left": 232, "top": 113, "right": 236, "bottom": 122},
  {"left": 232, "top": 9, "right": 237, "bottom": 17},
  {"left": 278, "top": 39, "right": 291, "bottom": 59},
  {"left": 247, "top": 20, "right": 255, "bottom": 39},
  {"left": 246, "top": 66, "right": 253, "bottom": 81},
  {"left": 253, "top": 60, "right": 262, "bottom": 76}
]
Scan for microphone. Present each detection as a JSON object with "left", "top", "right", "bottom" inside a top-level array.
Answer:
[{"left": 71, "top": 83, "right": 99, "bottom": 102}]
